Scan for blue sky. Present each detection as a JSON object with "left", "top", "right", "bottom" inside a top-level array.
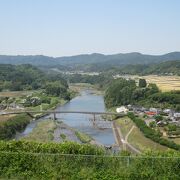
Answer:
[{"left": 0, "top": 0, "right": 180, "bottom": 56}]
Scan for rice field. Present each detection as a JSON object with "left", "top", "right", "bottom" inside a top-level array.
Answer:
[
  {"left": 129, "top": 75, "right": 180, "bottom": 92},
  {"left": 0, "top": 90, "right": 40, "bottom": 97},
  {"left": 0, "top": 115, "right": 15, "bottom": 123}
]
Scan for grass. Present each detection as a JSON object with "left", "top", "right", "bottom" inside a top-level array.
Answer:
[
  {"left": 116, "top": 117, "right": 133, "bottom": 139},
  {"left": 22, "top": 119, "right": 57, "bottom": 142},
  {"left": 60, "top": 133, "right": 66, "bottom": 140},
  {"left": 128, "top": 125, "right": 168, "bottom": 151},
  {"left": 75, "top": 131, "right": 92, "bottom": 143},
  {"left": 169, "top": 138, "right": 180, "bottom": 145},
  {"left": 116, "top": 117, "right": 169, "bottom": 151}
]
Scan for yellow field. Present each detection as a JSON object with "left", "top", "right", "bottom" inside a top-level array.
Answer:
[
  {"left": 0, "top": 115, "right": 15, "bottom": 123},
  {"left": 130, "top": 75, "right": 180, "bottom": 92},
  {"left": 0, "top": 90, "right": 39, "bottom": 97}
]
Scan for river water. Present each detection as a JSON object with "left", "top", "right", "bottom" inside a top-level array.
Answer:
[{"left": 16, "top": 90, "right": 115, "bottom": 146}]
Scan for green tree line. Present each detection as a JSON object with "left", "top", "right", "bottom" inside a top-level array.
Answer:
[
  {"left": 104, "top": 78, "right": 180, "bottom": 110},
  {"left": 128, "top": 113, "right": 180, "bottom": 150},
  {"left": 0, "top": 114, "right": 32, "bottom": 140}
]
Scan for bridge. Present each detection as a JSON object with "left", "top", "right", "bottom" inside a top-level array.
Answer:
[
  {"left": 1, "top": 110, "right": 125, "bottom": 119},
  {"left": 0, "top": 110, "right": 140, "bottom": 153}
]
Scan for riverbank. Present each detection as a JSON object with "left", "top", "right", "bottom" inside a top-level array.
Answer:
[
  {"left": 69, "top": 83, "right": 104, "bottom": 95},
  {"left": 53, "top": 120, "right": 104, "bottom": 147},
  {"left": 0, "top": 113, "right": 32, "bottom": 140},
  {"left": 53, "top": 121, "right": 81, "bottom": 143},
  {"left": 116, "top": 117, "right": 168, "bottom": 152},
  {"left": 20, "top": 118, "right": 104, "bottom": 147},
  {"left": 21, "top": 119, "right": 56, "bottom": 142},
  {"left": 15, "top": 88, "right": 115, "bottom": 147}
]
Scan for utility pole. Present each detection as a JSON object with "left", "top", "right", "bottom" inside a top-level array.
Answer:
[{"left": 53, "top": 112, "right": 57, "bottom": 120}]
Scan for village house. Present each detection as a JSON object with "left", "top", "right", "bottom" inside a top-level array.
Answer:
[
  {"left": 145, "top": 111, "right": 157, "bottom": 116},
  {"left": 0, "top": 104, "right": 7, "bottom": 110},
  {"left": 116, "top": 106, "right": 129, "bottom": 114},
  {"left": 174, "top": 113, "right": 180, "bottom": 121}
]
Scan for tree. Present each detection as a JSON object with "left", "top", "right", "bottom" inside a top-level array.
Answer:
[
  {"left": 139, "top": 79, "right": 147, "bottom": 88},
  {"left": 45, "top": 81, "right": 70, "bottom": 99},
  {"left": 104, "top": 78, "right": 136, "bottom": 107},
  {"left": 149, "top": 121, "right": 156, "bottom": 128},
  {"left": 168, "top": 124, "right": 177, "bottom": 131},
  {"left": 154, "top": 115, "right": 163, "bottom": 122}
]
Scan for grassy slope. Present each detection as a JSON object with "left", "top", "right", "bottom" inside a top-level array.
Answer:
[
  {"left": 170, "top": 138, "right": 180, "bottom": 144},
  {"left": 116, "top": 117, "right": 168, "bottom": 151},
  {"left": 75, "top": 131, "right": 92, "bottom": 143},
  {"left": 22, "top": 119, "right": 56, "bottom": 142}
]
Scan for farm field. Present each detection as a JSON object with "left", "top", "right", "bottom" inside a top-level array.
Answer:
[
  {"left": 0, "top": 114, "right": 15, "bottom": 122},
  {"left": 116, "top": 117, "right": 169, "bottom": 151},
  {"left": 138, "top": 75, "right": 180, "bottom": 92},
  {"left": 0, "top": 90, "right": 40, "bottom": 97}
]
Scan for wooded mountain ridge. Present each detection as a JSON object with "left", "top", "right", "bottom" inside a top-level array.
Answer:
[{"left": 0, "top": 52, "right": 180, "bottom": 68}]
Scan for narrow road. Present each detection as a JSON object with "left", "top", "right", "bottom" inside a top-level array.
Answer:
[
  {"left": 125, "top": 126, "right": 135, "bottom": 142},
  {"left": 112, "top": 121, "right": 141, "bottom": 154},
  {"left": 112, "top": 121, "right": 123, "bottom": 147}
]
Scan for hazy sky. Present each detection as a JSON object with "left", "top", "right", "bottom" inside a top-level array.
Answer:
[{"left": 0, "top": 0, "right": 180, "bottom": 57}]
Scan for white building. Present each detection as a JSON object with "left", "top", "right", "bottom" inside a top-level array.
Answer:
[
  {"left": 174, "top": 113, "right": 180, "bottom": 118},
  {"left": 163, "top": 109, "right": 171, "bottom": 114},
  {"left": 116, "top": 106, "right": 129, "bottom": 114}
]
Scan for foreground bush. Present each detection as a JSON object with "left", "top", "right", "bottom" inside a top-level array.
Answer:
[
  {"left": 0, "top": 140, "right": 105, "bottom": 155},
  {"left": 0, "top": 141, "right": 180, "bottom": 179}
]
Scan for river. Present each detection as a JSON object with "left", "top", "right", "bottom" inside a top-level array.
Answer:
[{"left": 16, "top": 90, "right": 115, "bottom": 146}]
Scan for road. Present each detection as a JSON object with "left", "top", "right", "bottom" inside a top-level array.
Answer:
[
  {"left": 125, "top": 126, "right": 135, "bottom": 142},
  {"left": 112, "top": 122, "right": 140, "bottom": 154}
]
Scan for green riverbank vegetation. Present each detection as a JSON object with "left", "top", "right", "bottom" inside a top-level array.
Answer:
[
  {"left": 22, "top": 119, "right": 57, "bottom": 142},
  {"left": 75, "top": 131, "right": 92, "bottom": 143},
  {"left": 0, "top": 114, "right": 32, "bottom": 140},
  {"left": 116, "top": 117, "right": 169, "bottom": 151},
  {"left": 128, "top": 113, "right": 180, "bottom": 151}
]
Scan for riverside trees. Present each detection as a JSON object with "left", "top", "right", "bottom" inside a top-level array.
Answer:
[{"left": 104, "top": 78, "right": 180, "bottom": 110}]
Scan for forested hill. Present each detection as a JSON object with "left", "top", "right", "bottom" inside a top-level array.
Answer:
[
  {"left": 0, "top": 55, "right": 56, "bottom": 66},
  {"left": 0, "top": 64, "right": 45, "bottom": 91},
  {"left": 0, "top": 52, "right": 180, "bottom": 68},
  {"left": 116, "top": 60, "right": 180, "bottom": 75},
  {"left": 0, "top": 64, "right": 68, "bottom": 92}
]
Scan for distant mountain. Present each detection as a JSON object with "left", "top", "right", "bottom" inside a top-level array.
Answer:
[
  {"left": 0, "top": 55, "right": 55, "bottom": 66},
  {"left": 117, "top": 60, "right": 180, "bottom": 75},
  {"left": 0, "top": 52, "right": 180, "bottom": 70}
]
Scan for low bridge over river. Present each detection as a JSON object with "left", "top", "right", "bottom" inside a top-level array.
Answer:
[
  {"left": 1, "top": 110, "right": 125, "bottom": 120},
  {"left": 1, "top": 110, "right": 140, "bottom": 154}
]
